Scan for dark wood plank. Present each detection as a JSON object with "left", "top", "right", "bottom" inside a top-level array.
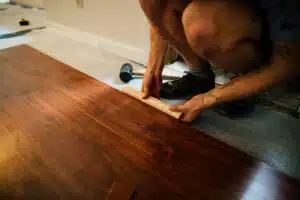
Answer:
[
  {"left": 105, "top": 181, "right": 136, "bottom": 200},
  {"left": 0, "top": 45, "right": 299, "bottom": 200}
]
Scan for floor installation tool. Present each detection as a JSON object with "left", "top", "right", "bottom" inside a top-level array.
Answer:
[
  {"left": 121, "top": 86, "right": 182, "bottom": 119},
  {"left": 119, "top": 63, "right": 180, "bottom": 83},
  {"left": 0, "top": 26, "right": 46, "bottom": 39}
]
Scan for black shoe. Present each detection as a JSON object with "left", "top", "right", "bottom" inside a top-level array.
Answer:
[{"left": 160, "top": 70, "right": 215, "bottom": 99}]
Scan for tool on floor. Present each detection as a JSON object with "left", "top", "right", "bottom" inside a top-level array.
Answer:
[
  {"left": 19, "top": 18, "right": 30, "bottom": 26},
  {"left": 120, "top": 63, "right": 180, "bottom": 83},
  {"left": 0, "top": 26, "right": 46, "bottom": 39},
  {"left": 121, "top": 87, "right": 182, "bottom": 119},
  {"left": 0, "top": 8, "right": 8, "bottom": 11}
]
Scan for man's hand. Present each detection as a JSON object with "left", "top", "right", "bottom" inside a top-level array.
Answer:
[
  {"left": 142, "top": 25, "right": 168, "bottom": 99},
  {"left": 142, "top": 69, "right": 162, "bottom": 98},
  {"left": 170, "top": 93, "right": 217, "bottom": 122}
]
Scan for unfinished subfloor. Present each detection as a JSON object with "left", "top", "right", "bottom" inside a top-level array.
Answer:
[{"left": 0, "top": 3, "right": 299, "bottom": 178}]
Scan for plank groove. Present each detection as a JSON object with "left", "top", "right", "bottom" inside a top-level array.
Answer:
[{"left": 0, "top": 45, "right": 299, "bottom": 200}]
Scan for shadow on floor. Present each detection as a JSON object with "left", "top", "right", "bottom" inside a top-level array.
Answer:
[{"left": 193, "top": 106, "right": 300, "bottom": 178}]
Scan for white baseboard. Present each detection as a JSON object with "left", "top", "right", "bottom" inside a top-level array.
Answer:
[{"left": 47, "top": 21, "right": 149, "bottom": 65}]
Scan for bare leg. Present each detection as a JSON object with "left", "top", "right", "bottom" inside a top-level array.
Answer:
[
  {"left": 165, "top": 46, "right": 180, "bottom": 64},
  {"left": 182, "top": 1, "right": 262, "bottom": 73},
  {"left": 139, "top": 0, "right": 217, "bottom": 99},
  {"left": 139, "top": 0, "right": 203, "bottom": 69},
  {"left": 140, "top": 0, "right": 261, "bottom": 73}
]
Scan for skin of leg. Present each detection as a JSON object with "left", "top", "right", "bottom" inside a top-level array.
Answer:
[
  {"left": 165, "top": 46, "right": 180, "bottom": 64},
  {"left": 182, "top": 0, "right": 262, "bottom": 73},
  {"left": 139, "top": 0, "right": 204, "bottom": 69}
]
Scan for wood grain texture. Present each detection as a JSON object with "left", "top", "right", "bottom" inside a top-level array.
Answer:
[
  {"left": 0, "top": 45, "right": 299, "bottom": 200},
  {"left": 106, "top": 181, "right": 136, "bottom": 200}
]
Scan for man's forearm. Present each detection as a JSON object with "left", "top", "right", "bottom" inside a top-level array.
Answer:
[
  {"left": 147, "top": 25, "right": 168, "bottom": 74},
  {"left": 207, "top": 42, "right": 300, "bottom": 105}
]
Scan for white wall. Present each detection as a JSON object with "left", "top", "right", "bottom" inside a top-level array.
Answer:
[
  {"left": 44, "top": 0, "right": 150, "bottom": 64},
  {"left": 11, "top": 0, "right": 43, "bottom": 7}
]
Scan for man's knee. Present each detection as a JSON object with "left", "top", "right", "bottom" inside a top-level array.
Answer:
[
  {"left": 182, "top": 2, "right": 217, "bottom": 47},
  {"left": 182, "top": 1, "right": 261, "bottom": 52},
  {"left": 139, "top": 0, "right": 165, "bottom": 24}
]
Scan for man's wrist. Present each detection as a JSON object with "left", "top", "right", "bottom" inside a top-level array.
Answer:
[{"left": 203, "top": 90, "right": 221, "bottom": 107}]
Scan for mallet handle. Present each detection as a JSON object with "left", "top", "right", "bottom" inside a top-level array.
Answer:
[{"left": 132, "top": 72, "right": 179, "bottom": 80}]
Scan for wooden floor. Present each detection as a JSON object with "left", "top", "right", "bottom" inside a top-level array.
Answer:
[{"left": 0, "top": 45, "right": 299, "bottom": 200}]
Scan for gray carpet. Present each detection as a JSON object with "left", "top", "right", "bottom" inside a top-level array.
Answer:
[{"left": 192, "top": 106, "right": 300, "bottom": 178}]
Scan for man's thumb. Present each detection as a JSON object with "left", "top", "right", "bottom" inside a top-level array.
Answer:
[{"left": 169, "top": 104, "right": 186, "bottom": 112}]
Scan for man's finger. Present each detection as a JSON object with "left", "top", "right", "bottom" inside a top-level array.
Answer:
[
  {"left": 170, "top": 105, "right": 194, "bottom": 122},
  {"left": 154, "top": 88, "right": 160, "bottom": 98},
  {"left": 169, "top": 104, "right": 187, "bottom": 112},
  {"left": 181, "top": 114, "right": 194, "bottom": 123},
  {"left": 150, "top": 86, "right": 159, "bottom": 98},
  {"left": 178, "top": 112, "right": 185, "bottom": 120},
  {"left": 142, "top": 88, "right": 150, "bottom": 99},
  {"left": 155, "top": 76, "right": 162, "bottom": 98}
]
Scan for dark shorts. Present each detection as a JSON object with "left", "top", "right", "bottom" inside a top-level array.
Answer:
[{"left": 260, "top": 0, "right": 300, "bottom": 42}]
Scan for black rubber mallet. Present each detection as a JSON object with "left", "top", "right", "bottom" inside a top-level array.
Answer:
[{"left": 120, "top": 63, "right": 180, "bottom": 83}]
